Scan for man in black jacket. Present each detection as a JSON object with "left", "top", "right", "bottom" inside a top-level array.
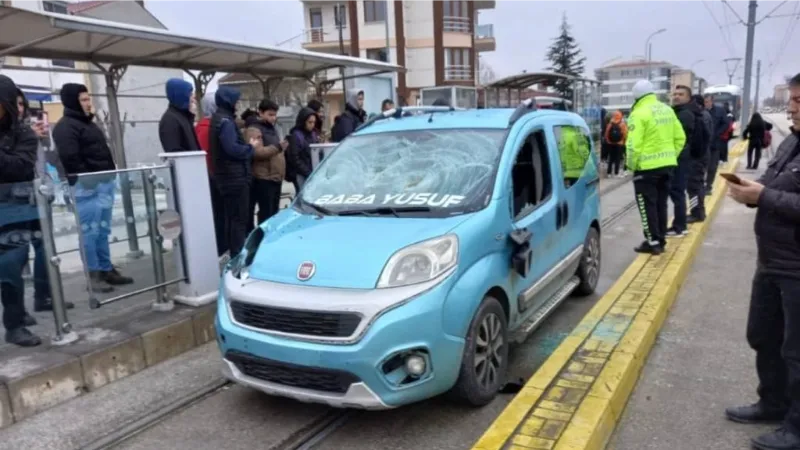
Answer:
[
  {"left": 666, "top": 85, "right": 697, "bottom": 237},
  {"left": 52, "top": 83, "right": 133, "bottom": 291},
  {"left": 331, "top": 90, "right": 364, "bottom": 143},
  {"left": 0, "top": 75, "right": 42, "bottom": 346},
  {"left": 209, "top": 86, "right": 257, "bottom": 256},
  {"left": 158, "top": 78, "right": 201, "bottom": 153},
  {"left": 687, "top": 94, "right": 712, "bottom": 222},
  {"left": 725, "top": 73, "right": 800, "bottom": 450},
  {"left": 705, "top": 94, "right": 729, "bottom": 195}
]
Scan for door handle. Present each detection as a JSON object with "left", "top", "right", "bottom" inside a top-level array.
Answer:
[
  {"left": 562, "top": 203, "right": 569, "bottom": 227},
  {"left": 556, "top": 202, "right": 563, "bottom": 229}
]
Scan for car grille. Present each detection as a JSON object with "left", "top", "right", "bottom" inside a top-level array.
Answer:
[
  {"left": 230, "top": 301, "right": 361, "bottom": 338},
  {"left": 225, "top": 350, "right": 360, "bottom": 394}
]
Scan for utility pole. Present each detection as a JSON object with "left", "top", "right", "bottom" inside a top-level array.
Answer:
[
  {"left": 337, "top": 2, "right": 347, "bottom": 100},
  {"left": 754, "top": 59, "right": 761, "bottom": 112},
  {"left": 740, "top": 0, "right": 757, "bottom": 130}
]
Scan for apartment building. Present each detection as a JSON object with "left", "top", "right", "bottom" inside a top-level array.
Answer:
[
  {"left": 300, "top": 0, "right": 496, "bottom": 111},
  {"left": 774, "top": 84, "right": 789, "bottom": 104},
  {"left": 595, "top": 59, "right": 673, "bottom": 113}
]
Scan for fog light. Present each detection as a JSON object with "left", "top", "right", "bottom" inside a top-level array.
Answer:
[{"left": 404, "top": 354, "right": 426, "bottom": 376}]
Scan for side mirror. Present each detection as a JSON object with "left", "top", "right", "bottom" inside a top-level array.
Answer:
[{"left": 509, "top": 228, "right": 532, "bottom": 277}]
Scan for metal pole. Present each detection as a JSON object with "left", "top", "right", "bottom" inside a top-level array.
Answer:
[
  {"left": 754, "top": 59, "right": 761, "bottom": 112},
  {"left": 34, "top": 178, "right": 78, "bottom": 345},
  {"left": 103, "top": 71, "right": 142, "bottom": 258},
  {"left": 338, "top": 2, "right": 347, "bottom": 100},
  {"left": 740, "top": 0, "right": 757, "bottom": 132},
  {"left": 648, "top": 43, "right": 653, "bottom": 80},
  {"left": 142, "top": 170, "right": 172, "bottom": 310}
]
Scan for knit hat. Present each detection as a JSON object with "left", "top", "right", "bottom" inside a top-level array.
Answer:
[{"left": 632, "top": 80, "right": 655, "bottom": 100}]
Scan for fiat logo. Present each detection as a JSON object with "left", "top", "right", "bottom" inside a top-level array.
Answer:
[{"left": 297, "top": 261, "right": 316, "bottom": 281}]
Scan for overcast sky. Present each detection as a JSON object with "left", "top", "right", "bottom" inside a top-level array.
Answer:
[{"left": 146, "top": 0, "right": 798, "bottom": 93}]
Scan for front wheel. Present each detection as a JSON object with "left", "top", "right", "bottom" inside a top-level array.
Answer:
[
  {"left": 448, "top": 296, "right": 509, "bottom": 406},
  {"left": 574, "top": 227, "right": 601, "bottom": 296}
]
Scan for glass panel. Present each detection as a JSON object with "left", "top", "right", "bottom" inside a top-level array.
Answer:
[{"left": 67, "top": 167, "right": 184, "bottom": 308}]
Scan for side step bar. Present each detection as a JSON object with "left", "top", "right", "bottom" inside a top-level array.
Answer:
[{"left": 511, "top": 276, "right": 580, "bottom": 344}]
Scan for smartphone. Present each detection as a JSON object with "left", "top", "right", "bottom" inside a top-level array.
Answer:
[{"left": 719, "top": 173, "right": 743, "bottom": 185}]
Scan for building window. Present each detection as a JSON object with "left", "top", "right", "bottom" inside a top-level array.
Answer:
[
  {"left": 443, "top": 0, "right": 470, "bottom": 32},
  {"left": 309, "top": 8, "right": 324, "bottom": 42},
  {"left": 364, "top": 1, "right": 387, "bottom": 23},
  {"left": 43, "top": 2, "right": 73, "bottom": 68},
  {"left": 366, "top": 48, "right": 388, "bottom": 62},
  {"left": 443, "top": 0, "right": 469, "bottom": 18},
  {"left": 334, "top": 4, "right": 346, "bottom": 27},
  {"left": 444, "top": 48, "right": 472, "bottom": 81}
]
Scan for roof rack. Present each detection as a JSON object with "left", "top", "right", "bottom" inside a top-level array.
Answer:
[
  {"left": 508, "top": 98, "right": 538, "bottom": 126},
  {"left": 356, "top": 106, "right": 462, "bottom": 132}
]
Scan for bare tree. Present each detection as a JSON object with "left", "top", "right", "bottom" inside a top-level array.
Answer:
[{"left": 478, "top": 59, "right": 497, "bottom": 85}]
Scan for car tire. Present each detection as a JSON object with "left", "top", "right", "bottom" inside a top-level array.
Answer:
[
  {"left": 574, "top": 227, "right": 601, "bottom": 297},
  {"left": 448, "top": 295, "right": 509, "bottom": 407}
]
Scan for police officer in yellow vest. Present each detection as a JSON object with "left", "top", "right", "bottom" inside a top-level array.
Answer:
[
  {"left": 558, "top": 125, "right": 590, "bottom": 187},
  {"left": 626, "top": 80, "right": 686, "bottom": 255}
]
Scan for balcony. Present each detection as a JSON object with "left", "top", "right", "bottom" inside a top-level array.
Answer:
[
  {"left": 475, "top": 24, "right": 495, "bottom": 52},
  {"left": 445, "top": 65, "right": 474, "bottom": 82},
  {"left": 301, "top": 26, "right": 350, "bottom": 53},
  {"left": 443, "top": 16, "right": 471, "bottom": 33}
]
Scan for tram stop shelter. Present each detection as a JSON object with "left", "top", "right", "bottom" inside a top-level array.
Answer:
[
  {"left": 0, "top": 4, "right": 404, "bottom": 341},
  {"left": 484, "top": 71, "right": 604, "bottom": 141}
]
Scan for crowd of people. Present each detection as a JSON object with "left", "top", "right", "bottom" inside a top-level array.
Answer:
[{"left": 0, "top": 73, "right": 381, "bottom": 347}]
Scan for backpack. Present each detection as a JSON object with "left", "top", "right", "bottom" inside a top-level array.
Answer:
[
  {"left": 608, "top": 123, "right": 623, "bottom": 143},
  {"left": 721, "top": 121, "right": 734, "bottom": 141},
  {"left": 763, "top": 130, "right": 772, "bottom": 148}
]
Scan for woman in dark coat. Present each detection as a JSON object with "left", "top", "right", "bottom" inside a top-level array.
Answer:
[{"left": 743, "top": 112, "right": 767, "bottom": 170}]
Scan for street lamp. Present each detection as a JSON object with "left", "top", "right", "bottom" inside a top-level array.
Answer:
[{"left": 645, "top": 28, "right": 667, "bottom": 80}]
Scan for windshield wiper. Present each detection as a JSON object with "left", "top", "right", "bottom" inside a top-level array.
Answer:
[
  {"left": 299, "top": 198, "right": 336, "bottom": 216},
  {"left": 338, "top": 206, "right": 431, "bottom": 217}
]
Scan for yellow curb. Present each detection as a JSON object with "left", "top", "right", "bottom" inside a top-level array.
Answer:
[{"left": 472, "top": 141, "right": 746, "bottom": 450}]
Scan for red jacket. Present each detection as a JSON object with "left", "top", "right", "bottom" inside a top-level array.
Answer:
[{"left": 194, "top": 117, "right": 213, "bottom": 175}]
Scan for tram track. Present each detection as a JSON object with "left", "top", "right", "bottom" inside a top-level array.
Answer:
[{"left": 83, "top": 177, "right": 638, "bottom": 450}]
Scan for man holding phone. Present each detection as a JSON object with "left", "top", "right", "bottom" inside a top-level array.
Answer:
[
  {"left": 246, "top": 99, "right": 286, "bottom": 233},
  {"left": 725, "top": 73, "right": 800, "bottom": 450}
]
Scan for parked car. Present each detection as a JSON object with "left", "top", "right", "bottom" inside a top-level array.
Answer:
[{"left": 216, "top": 102, "right": 602, "bottom": 409}]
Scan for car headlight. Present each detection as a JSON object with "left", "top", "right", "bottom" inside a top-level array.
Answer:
[
  {"left": 377, "top": 234, "right": 458, "bottom": 288},
  {"left": 227, "top": 227, "right": 264, "bottom": 280}
]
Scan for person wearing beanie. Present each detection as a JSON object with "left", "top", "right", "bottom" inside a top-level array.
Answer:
[
  {"left": 52, "top": 83, "right": 134, "bottom": 291},
  {"left": 626, "top": 79, "right": 686, "bottom": 255},
  {"left": 158, "top": 78, "right": 201, "bottom": 153}
]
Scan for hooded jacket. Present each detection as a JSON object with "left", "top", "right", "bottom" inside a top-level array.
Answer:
[
  {"left": 158, "top": 78, "right": 201, "bottom": 153},
  {"left": 330, "top": 90, "right": 364, "bottom": 143},
  {"left": 52, "top": 83, "right": 116, "bottom": 181},
  {"left": 286, "top": 107, "right": 318, "bottom": 180},
  {"left": 209, "top": 86, "right": 253, "bottom": 194},
  {"left": 751, "top": 129, "right": 800, "bottom": 279},
  {"left": 604, "top": 110, "right": 628, "bottom": 145},
  {"left": 195, "top": 91, "right": 217, "bottom": 175},
  {"left": 0, "top": 75, "right": 39, "bottom": 237},
  {"left": 15, "top": 88, "right": 65, "bottom": 179}
]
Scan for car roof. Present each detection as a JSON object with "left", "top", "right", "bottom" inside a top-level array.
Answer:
[{"left": 353, "top": 108, "right": 579, "bottom": 135}]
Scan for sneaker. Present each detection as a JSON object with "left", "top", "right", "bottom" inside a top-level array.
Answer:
[
  {"left": 666, "top": 228, "right": 688, "bottom": 238},
  {"left": 726, "top": 402, "right": 787, "bottom": 424},
  {"left": 5, "top": 327, "right": 42, "bottom": 347},
  {"left": 89, "top": 271, "right": 115, "bottom": 293},
  {"left": 634, "top": 240, "right": 664, "bottom": 255},
  {"left": 34, "top": 297, "right": 75, "bottom": 312},
  {"left": 102, "top": 268, "right": 134, "bottom": 285},
  {"left": 687, "top": 215, "right": 705, "bottom": 224},
  {"left": 751, "top": 427, "right": 800, "bottom": 450}
]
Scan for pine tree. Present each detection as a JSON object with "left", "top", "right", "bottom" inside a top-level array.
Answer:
[{"left": 545, "top": 13, "right": 586, "bottom": 100}]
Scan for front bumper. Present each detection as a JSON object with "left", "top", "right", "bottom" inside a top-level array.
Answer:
[{"left": 216, "top": 271, "right": 465, "bottom": 409}]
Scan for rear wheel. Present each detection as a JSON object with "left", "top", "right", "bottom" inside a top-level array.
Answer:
[
  {"left": 449, "top": 296, "right": 508, "bottom": 406},
  {"left": 574, "top": 227, "right": 601, "bottom": 296}
]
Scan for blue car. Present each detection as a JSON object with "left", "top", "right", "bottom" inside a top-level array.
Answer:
[{"left": 216, "top": 102, "right": 602, "bottom": 409}]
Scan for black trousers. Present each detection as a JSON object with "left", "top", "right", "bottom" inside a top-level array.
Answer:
[
  {"left": 687, "top": 156, "right": 707, "bottom": 219},
  {"left": 1, "top": 244, "right": 29, "bottom": 331},
  {"left": 747, "top": 270, "right": 800, "bottom": 433},
  {"left": 748, "top": 138, "right": 763, "bottom": 169},
  {"left": 249, "top": 179, "right": 282, "bottom": 232},
  {"left": 706, "top": 145, "right": 721, "bottom": 192},
  {"left": 607, "top": 144, "right": 623, "bottom": 175},
  {"left": 209, "top": 177, "right": 226, "bottom": 257},
  {"left": 218, "top": 184, "right": 250, "bottom": 257},
  {"left": 633, "top": 168, "right": 671, "bottom": 245}
]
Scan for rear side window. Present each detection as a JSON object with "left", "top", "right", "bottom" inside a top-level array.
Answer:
[{"left": 553, "top": 125, "right": 592, "bottom": 188}]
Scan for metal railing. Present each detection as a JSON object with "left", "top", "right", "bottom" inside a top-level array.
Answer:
[
  {"left": 304, "top": 26, "right": 348, "bottom": 44},
  {"left": 443, "top": 16, "right": 471, "bottom": 33},
  {"left": 445, "top": 65, "right": 474, "bottom": 81}
]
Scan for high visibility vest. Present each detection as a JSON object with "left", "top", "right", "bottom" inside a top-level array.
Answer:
[{"left": 625, "top": 94, "right": 686, "bottom": 172}]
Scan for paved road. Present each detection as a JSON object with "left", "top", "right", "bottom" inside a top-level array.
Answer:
[{"left": 0, "top": 178, "right": 642, "bottom": 450}]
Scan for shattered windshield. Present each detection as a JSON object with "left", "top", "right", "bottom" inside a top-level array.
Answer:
[{"left": 299, "top": 129, "right": 506, "bottom": 215}]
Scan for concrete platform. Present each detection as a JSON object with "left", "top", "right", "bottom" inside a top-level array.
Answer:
[{"left": 472, "top": 140, "right": 748, "bottom": 450}]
